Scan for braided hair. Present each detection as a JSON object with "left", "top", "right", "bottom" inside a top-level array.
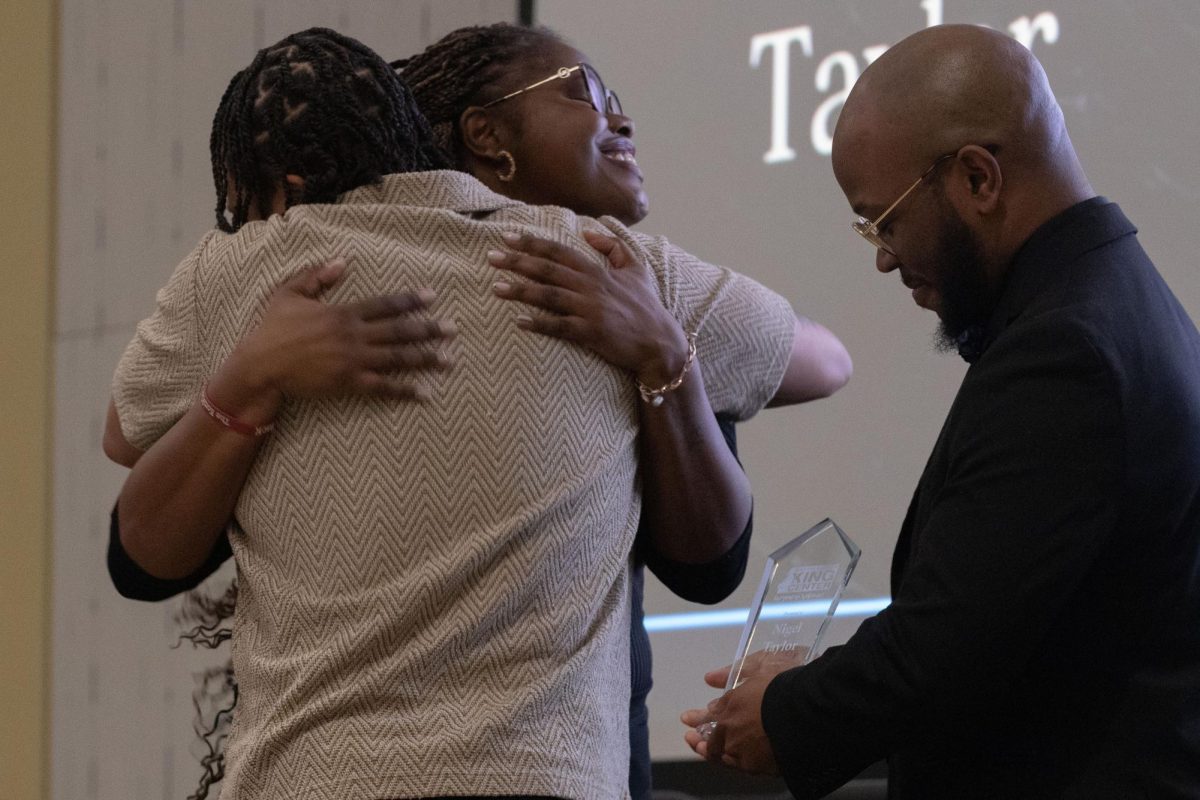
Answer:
[
  {"left": 394, "top": 22, "right": 565, "bottom": 168},
  {"left": 182, "top": 26, "right": 562, "bottom": 798},
  {"left": 210, "top": 27, "right": 447, "bottom": 232}
]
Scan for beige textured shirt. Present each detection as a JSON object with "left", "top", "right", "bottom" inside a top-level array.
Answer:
[{"left": 113, "top": 171, "right": 794, "bottom": 799}]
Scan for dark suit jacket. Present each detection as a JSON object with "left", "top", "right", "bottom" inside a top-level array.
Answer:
[{"left": 762, "top": 198, "right": 1200, "bottom": 799}]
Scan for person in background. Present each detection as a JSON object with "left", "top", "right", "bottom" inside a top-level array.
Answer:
[
  {"left": 683, "top": 23, "right": 1200, "bottom": 800},
  {"left": 107, "top": 22, "right": 852, "bottom": 799}
]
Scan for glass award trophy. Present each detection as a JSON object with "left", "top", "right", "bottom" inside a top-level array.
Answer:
[
  {"left": 724, "top": 518, "right": 860, "bottom": 690},
  {"left": 695, "top": 519, "right": 860, "bottom": 740}
]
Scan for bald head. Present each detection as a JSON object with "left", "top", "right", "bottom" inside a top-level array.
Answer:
[
  {"left": 837, "top": 25, "right": 1073, "bottom": 173},
  {"left": 833, "top": 25, "right": 1092, "bottom": 264}
]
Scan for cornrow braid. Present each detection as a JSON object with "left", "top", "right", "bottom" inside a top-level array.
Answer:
[
  {"left": 210, "top": 27, "right": 448, "bottom": 233},
  {"left": 395, "top": 22, "right": 565, "bottom": 167}
]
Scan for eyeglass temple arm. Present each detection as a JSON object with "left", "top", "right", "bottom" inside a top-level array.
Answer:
[
  {"left": 483, "top": 66, "right": 580, "bottom": 108},
  {"left": 866, "top": 176, "right": 924, "bottom": 230},
  {"left": 867, "top": 154, "right": 955, "bottom": 229}
]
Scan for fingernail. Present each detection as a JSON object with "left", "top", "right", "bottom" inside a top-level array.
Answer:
[
  {"left": 435, "top": 349, "right": 449, "bottom": 366},
  {"left": 492, "top": 281, "right": 511, "bottom": 295},
  {"left": 486, "top": 249, "right": 507, "bottom": 264},
  {"left": 501, "top": 231, "right": 521, "bottom": 245},
  {"left": 416, "top": 288, "right": 437, "bottom": 304},
  {"left": 515, "top": 314, "right": 533, "bottom": 328},
  {"left": 438, "top": 320, "right": 458, "bottom": 336},
  {"left": 413, "top": 384, "right": 432, "bottom": 402}
]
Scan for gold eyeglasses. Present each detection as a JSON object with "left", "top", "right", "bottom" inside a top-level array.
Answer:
[
  {"left": 851, "top": 145, "right": 1000, "bottom": 255},
  {"left": 482, "top": 63, "right": 622, "bottom": 116},
  {"left": 851, "top": 153, "right": 957, "bottom": 256}
]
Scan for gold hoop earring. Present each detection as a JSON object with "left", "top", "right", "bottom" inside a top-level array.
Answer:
[{"left": 496, "top": 150, "right": 517, "bottom": 182}]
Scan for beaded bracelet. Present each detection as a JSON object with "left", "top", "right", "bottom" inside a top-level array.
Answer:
[
  {"left": 200, "top": 384, "right": 275, "bottom": 438},
  {"left": 636, "top": 332, "right": 698, "bottom": 407}
]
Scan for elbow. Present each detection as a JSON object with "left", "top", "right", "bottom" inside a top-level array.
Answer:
[
  {"left": 103, "top": 431, "right": 134, "bottom": 467},
  {"left": 813, "top": 341, "right": 853, "bottom": 399},
  {"left": 769, "top": 329, "right": 854, "bottom": 407},
  {"left": 103, "top": 421, "right": 142, "bottom": 468}
]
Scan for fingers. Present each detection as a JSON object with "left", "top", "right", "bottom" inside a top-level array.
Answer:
[
  {"left": 362, "top": 315, "right": 457, "bottom": 346},
  {"left": 354, "top": 289, "right": 439, "bottom": 322},
  {"left": 492, "top": 278, "right": 583, "bottom": 318},
  {"left": 488, "top": 250, "right": 589, "bottom": 300},
  {"left": 310, "top": 258, "right": 348, "bottom": 289},
  {"left": 512, "top": 311, "right": 589, "bottom": 344},
  {"left": 362, "top": 344, "right": 452, "bottom": 372},
  {"left": 283, "top": 258, "right": 347, "bottom": 297},
  {"left": 582, "top": 230, "right": 638, "bottom": 270},
  {"left": 683, "top": 726, "right": 709, "bottom": 758},
  {"left": 500, "top": 230, "right": 604, "bottom": 276},
  {"left": 705, "top": 665, "right": 733, "bottom": 689},
  {"left": 706, "top": 718, "right": 728, "bottom": 760}
]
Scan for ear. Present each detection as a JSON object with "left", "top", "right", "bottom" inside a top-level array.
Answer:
[
  {"left": 954, "top": 145, "right": 1002, "bottom": 215},
  {"left": 459, "top": 106, "right": 510, "bottom": 161},
  {"left": 282, "top": 173, "right": 305, "bottom": 208}
]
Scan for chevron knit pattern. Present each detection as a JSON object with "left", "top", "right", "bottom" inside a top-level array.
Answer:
[{"left": 112, "top": 171, "right": 794, "bottom": 799}]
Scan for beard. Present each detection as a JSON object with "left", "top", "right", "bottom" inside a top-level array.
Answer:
[{"left": 930, "top": 200, "right": 999, "bottom": 354}]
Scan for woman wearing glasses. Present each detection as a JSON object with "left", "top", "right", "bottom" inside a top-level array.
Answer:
[
  {"left": 398, "top": 24, "right": 850, "bottom": 797},
  {"left": 108, "top": 23, "right": 851, "bottom": 800}
]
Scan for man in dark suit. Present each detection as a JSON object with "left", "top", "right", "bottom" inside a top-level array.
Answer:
[{"left": 683, "top": 23, "right": 1200, "bottom": 799}]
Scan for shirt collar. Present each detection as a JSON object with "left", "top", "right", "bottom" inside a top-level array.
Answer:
[
  {"left": 958, "top": 196, "right": 1136, "bottom": 363},
  {"left": 337, "top": 170, "right": 526, "bottom": 215}
]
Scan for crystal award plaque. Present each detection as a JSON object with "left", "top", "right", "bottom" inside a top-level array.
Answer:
[{"left": 724, "top": 518, "right": 860, "bottom": 690}]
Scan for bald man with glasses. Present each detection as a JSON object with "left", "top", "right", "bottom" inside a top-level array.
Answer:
[{"left": 685, "top": 23, "right": 1200, "bottom": 800}]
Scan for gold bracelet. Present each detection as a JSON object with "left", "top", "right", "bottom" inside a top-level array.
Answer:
[{"left": 636, "top": 332, "right": 698, "bottom": 407}]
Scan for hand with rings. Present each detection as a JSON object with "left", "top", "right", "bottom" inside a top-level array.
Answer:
[{"left": 681, "top": 652, "right": 802, "bottom": 775}]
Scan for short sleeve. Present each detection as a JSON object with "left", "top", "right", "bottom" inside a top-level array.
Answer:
[
  {"left": 614, "top": 226, "right": 794, "bottom": 420},
  {"left": 111, "top": 231, "right": 217, "bottom": 451}
]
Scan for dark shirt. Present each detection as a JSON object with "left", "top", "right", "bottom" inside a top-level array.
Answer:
[{"left": 762, "top": 198, "right": 1200, "bottom": 799}]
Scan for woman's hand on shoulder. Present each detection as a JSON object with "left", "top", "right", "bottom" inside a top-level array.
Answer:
[
  {"left": 488, "top": 230, "right": 689, "bottom": 386},
  {"left": 213, "top": 258, "right": 457, "bottom": 421}
]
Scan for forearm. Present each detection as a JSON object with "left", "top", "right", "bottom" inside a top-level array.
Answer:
[
  {"left": 112, "top": 351, "right": 279, "bottom": 579},
  {"left": 638, "top": 361, "right": 753, "bottom": 565},
  {"left": 108, "top": 503, "right": 233, "bottom": 600}
]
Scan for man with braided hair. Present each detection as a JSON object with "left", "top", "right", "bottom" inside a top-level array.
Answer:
[{"left": 107, "top": 25, "right": 837, "bottom": 800}]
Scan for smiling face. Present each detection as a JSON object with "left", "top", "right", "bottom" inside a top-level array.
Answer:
[{"left": 483, "top": 40, "right": 649, "bottom": 225}]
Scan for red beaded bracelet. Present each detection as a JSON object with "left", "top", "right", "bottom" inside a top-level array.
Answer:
[{"left": 199, "top": 384, "right": 275, "bottom": 438}]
